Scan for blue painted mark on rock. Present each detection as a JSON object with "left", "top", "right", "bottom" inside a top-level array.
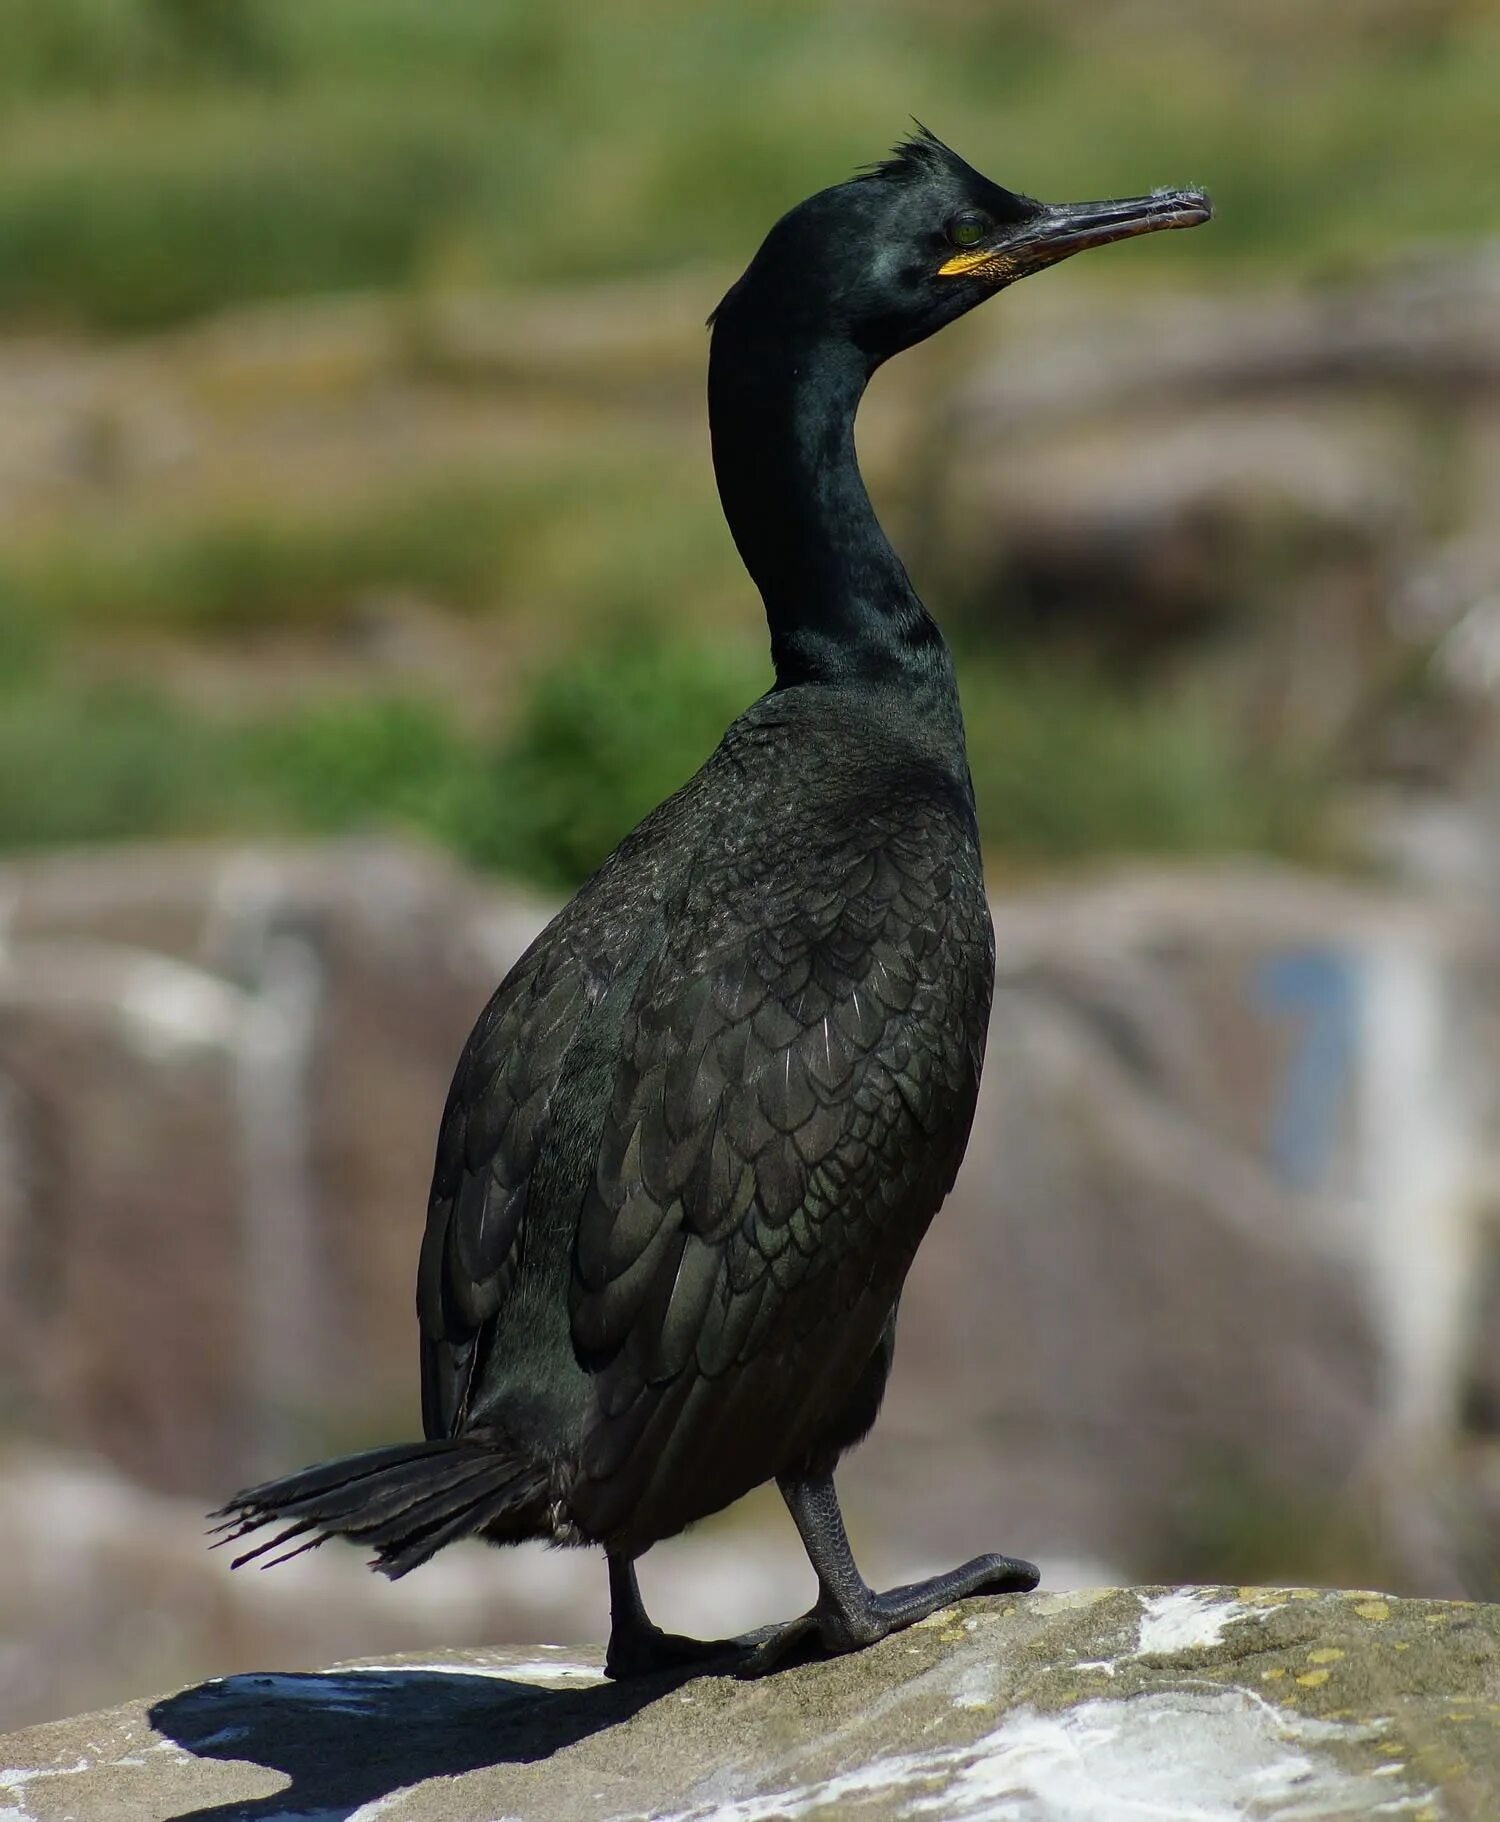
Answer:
[{"left": 1254, "top": 947, "right": 1361, "bottom": 1191}]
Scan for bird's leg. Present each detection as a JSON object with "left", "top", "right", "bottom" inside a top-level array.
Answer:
[
  {"left": 737, "top": 1472, "right": 1038, "bottom": 1678},
  {"left": 603, "top": 1553, "right": 742, "bottom": 1680}
]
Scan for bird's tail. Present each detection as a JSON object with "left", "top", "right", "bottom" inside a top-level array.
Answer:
[{"left": 209, "top": 1438, "right": 550, "bottom": 1579}]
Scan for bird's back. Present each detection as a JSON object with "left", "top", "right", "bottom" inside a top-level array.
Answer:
[{"left": 417, "top": 681, "right": 994, "bottom": 1549}]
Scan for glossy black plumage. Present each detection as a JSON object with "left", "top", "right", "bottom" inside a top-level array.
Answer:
[
  {"left": 214, "top": 129, "right": 1210, "bottom": 1672},
  {"left": 418, "top": 687, "right": 992, "bottom": 1557}
]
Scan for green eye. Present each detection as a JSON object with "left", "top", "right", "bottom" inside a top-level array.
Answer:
[{"left": 947, "top": 214, "right": 987, "bottom": 248}]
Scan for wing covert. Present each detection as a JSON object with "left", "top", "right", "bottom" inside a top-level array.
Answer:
[
  {"left": 417, "top": 946, "right": 591, "bottom": 1438},
  {"left": 568, "top": 817, "right": 992, "bottom": 1535}
]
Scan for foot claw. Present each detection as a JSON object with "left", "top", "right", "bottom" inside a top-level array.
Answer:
[{"left": 969, "top": 1552, "right": 1041, "bottom": 1596}]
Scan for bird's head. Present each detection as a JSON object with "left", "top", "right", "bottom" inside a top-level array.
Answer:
[{"left": 713, "top": 127, "right": 1211, "bottom": 366}]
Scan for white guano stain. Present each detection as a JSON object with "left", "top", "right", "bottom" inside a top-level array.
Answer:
[
  {"left": 1133, "top": 1588, "right": 1265, "bottom": 1657},
  {"left": 632, "top": 1689, "right": 1429, "bottom": 1822},
  {"left": 0, "top": 1763, "right": 91, "bottom": 1791},
  {"left": 0, "top": 1759, "right": 93, "bottom": 1822},
  {"left": 909, "top": 1692, "right": 1430, "bottom": 1821},
  {"left": 949, "top": 1662, "right": 1000, "bottom": 1711}
]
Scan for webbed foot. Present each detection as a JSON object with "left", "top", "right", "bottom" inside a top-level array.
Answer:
[{"left": 735, "top": 1549, "right": 1039, "bottom": 1678}]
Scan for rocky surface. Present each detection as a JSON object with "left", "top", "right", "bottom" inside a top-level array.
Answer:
[
  {"left": 4, "top": 842, "right": 1500, "bottom": 1727},
  {"left": 0, "top": 839, "right": 549, "bottom": 1494},
  {"left": 1, "top": 1586, "right": 1496, "bottom": 1820},
  {"left": 3, "top": 843, "right": 1493, "bottom": 1531},
  {"left": 870, "top": 867, "right": 1500, "bottom": 1596}
]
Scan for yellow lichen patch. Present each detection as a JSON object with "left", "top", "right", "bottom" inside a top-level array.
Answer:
[
  {"left": 915, "top": 1609, "right": 958, "bottom": 1630},
  {"left": 1261, "top": 1668, "right": 1287, "bottom": 1681},
  {"left": 1354, "top": 1600, "right": 1390, "bottom": 1621},
  {"left": 1392, "top": 1641, "right": 1411, "bottom": 1652},
  {"left": 1306, "top": 1648, "right": 1345, "bottom": 1665},
  {"left": 1296, "top": 1669, "right": 1332, "bottom": 1688}
]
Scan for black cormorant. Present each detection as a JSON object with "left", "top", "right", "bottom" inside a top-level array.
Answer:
[{"left": 214, "top": 130, "right": 1210, "bottom": 1677}]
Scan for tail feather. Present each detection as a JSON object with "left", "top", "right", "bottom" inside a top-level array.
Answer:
[
  {"left": 333, "top": 1460, "right": 509, "bottom": 1547},
  {"left": 210, "top": 1438, "right": 549, "bottom": 1579},
  {"left": 301, "top": 1452, "right": 501, "bottom": 1535},
  {"left": 375, "top": 1482, "right": 528, "bottom": 1571}
]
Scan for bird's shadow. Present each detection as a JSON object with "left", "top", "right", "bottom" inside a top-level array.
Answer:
[{"left": 148, "top": 1661, "right": 676, "bottom": 1822}]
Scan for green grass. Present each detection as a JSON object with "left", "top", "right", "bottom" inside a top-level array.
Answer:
[
  {"left": 0, "top": 630, "right": 1326, "bottom": 884},
  {"left": 0, "top": 0, "right": 278, "bottom": 98},
  {"left": 960, "top": 654, "right": 1318, "bottom": 866},
  {"left": 476, "top": 633, "right": 771, "bottom": 887},
  {"left": 1139, "top": 1448, "right": 1396, "bottom": 1591},
  {"left": 5, "top": 480, "right": 518, "bottom": 634},
  {"left": 0, "top": 98, "right": 484, "bottom": 330},
  {"left": 0, "top": 0, "right": 1494, "bottom": 327},
  {"left": 0, "top": 676, "right": 227, "bottom": 849},
  {"left": 0, "top": 0, "right": 1454, "bottom": 877},
  {"left": 0, "top": 454, "right": 729, "bottom": 636}
]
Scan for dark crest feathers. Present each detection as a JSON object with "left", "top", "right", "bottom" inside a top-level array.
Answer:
[
  {"left": 707, "top": 123, "right": 976, "bottom": 325},
  {"left": 858, "top": 123, "right": 976, "bottom": 187}
]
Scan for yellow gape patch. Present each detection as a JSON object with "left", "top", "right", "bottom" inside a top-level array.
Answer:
[{"left": 937, "top": 246, "right": 1016, "bottom": 279}]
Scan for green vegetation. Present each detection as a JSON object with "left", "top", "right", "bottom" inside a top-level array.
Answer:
[
  {"left": 0, "top": 627, "right": 1320, "bottom": 885},
  {"left": 226, "top": 638, "right": 770, "bottom": 887},
  {"left": 0, "top": 0, "right": 1483, "bottom": 884},
  {"left": 1143, "top": 1449, "right": 1396, "bottom": 1593},
  {"left": 478, "top": 635, "right": 769, "bottom": 888},
  {"left": 0, "top": 105, "right": 479, "bottom": 331},
  {"left": 0, "top": 0, "right": 1494, "bottom": 328},
  {"left": 4, "top": 480, "right": 511, "bottom": 633},
  {"left": 0, "top": 448, "right": 729, "bottom": 636},
  {"left": 0, "top": 672, "right": 222, "bottom": 850},
  {"left": 960, "top": 655, "right": 1317, "bottom": 867},
  {"left": 0, "top": 633, "right": 762, "bottom": 876}
]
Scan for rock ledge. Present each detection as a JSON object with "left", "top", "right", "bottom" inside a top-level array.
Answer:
[{"left": 1, "top": 1586, "right": 1495, "bottom": 1820}]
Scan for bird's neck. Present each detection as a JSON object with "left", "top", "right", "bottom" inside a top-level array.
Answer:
[{"left": 709, "top": 323, "right": 947, "bottom": 692}]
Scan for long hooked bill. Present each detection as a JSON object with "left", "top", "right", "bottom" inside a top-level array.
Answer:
[{"left": 938, "top": 187, "right": 1212, "bottom": 281}]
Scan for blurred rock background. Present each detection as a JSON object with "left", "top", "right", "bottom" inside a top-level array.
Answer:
[{"left": 1, "top": 0, "right": 1499, "bottom": 1732}]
